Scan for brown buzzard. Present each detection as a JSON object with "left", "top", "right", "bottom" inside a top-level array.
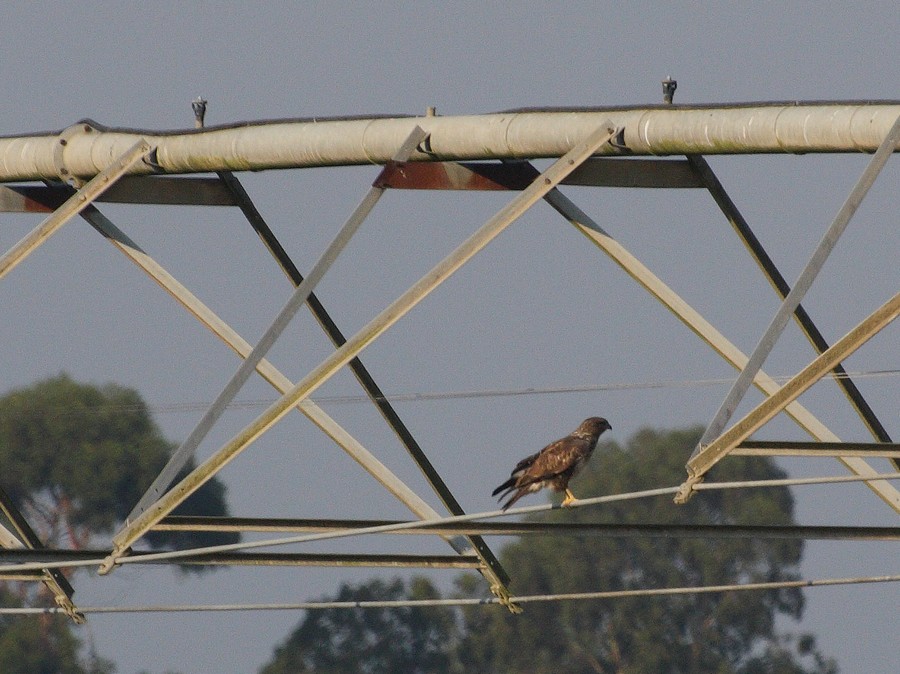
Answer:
[{"left": 492, "top": 417, "right": 611, "bottom": 511}]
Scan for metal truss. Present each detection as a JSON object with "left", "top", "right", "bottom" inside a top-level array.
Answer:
[
  {"left": 679, "top": 114, "right": 900, "bottom": 497},
  {"left": 0, "top": 139, "right": 156, "bottom": 622},
  {"left": 370, "top": 152, "right": 900, "bottom": 511},
  {"left": 96, "top": 122, "right": 618, "bottom": 616},
  {"left": 3, "top": 468, "right": 898, "bottom": 579},
  {"left": 1, "top": 102, "right": 897, "bottom": 622},
  {"left": 679, "top": 292, "right": 899, "bottom": 496}
]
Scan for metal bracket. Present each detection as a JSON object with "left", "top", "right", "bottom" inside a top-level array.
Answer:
[
  {"left": 53, "top": 122, "right": 97, "bottom": 186},
  {"left": 673, "top": 473, "right": 704, "bottom": 505},
  {"left": 490, "top": 583, "right": 523, "bottom": 614},
  {"left": 55, "top": 592, "right": 86, "bottom": 624}
]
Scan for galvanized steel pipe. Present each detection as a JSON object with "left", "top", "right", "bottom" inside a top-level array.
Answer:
[{"left": 2, "top": 102, "right": 900, "bottom": 182}]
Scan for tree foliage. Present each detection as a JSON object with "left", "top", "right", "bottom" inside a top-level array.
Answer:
[
  {"left": 259, "top": 425, "right": 838, "bottom": 674},
  {"left": 0, "top": 374, "right": 239, "bottom": 558},
  {"left": 260, "top": 577, "right": 460, "bottom": 674},
  {"left": 0, "top": 375, "right": 244, "bottom": 672}
]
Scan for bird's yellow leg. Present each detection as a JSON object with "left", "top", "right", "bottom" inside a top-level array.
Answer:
[{"left": 561, "top": 489, "right": 577, "bottom": 507}]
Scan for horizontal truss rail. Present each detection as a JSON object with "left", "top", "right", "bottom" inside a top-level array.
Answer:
[
  {"left": 0, "top": 549, "right": 481, "bottom": 569},
  {"left": 0, "top": 572, "right": 45, "bottom": 581},
  {"left": 4, "top": 573, "right": 900, "bottom": 615},
  {"left": 3, "top": 472, "right": 900, "bottom": 576},
  {"left": 733, "top": 441, "right": 900, "bottom": 458},
  {"left": 374, "top": 158, "right": 703, "bottom": 190},
  {"left": 154, "top": 516, "right": 900, "bottom": 541},
  {"left": 2, "top": 521, "right": 896, "bottom": 573},
  {"left": 0, "top": 177, "right": 235, "bottom": 211},
  {"left": 0, "top": 159, "right": 697, "bottom": 212},
  {"left": 109, "top": 472, "right": 900, "bottom": 567}
]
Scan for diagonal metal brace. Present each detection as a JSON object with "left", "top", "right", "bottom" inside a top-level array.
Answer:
[{"left": 0, "top": 139, "right": 154, "bottom": 280}]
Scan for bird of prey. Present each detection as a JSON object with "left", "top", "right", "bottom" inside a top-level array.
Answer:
[{"left": 492, "top": 417, "right": 611, "bottom": 511}]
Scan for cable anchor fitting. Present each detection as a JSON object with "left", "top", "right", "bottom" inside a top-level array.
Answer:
[{"left": 491, "top": 583, "right": 523, "bottom": 614}]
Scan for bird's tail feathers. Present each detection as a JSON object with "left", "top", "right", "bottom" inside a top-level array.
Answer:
[
  {"left": 501, "top": 489, "right": 528, "bottom": 512},
  {"left": 492, "top": 477, "right": 516, "bottom": 497}
]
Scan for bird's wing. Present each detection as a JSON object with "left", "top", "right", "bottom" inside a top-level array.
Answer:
[
  {"left": 510, "top": 450, "right": 541, "bottom": 475},
  {"left": 519, "top": 436, "right": 590, "bottom": 484},
  {"left": 492, "top": 450, "right": 541, "bottom": 496}
]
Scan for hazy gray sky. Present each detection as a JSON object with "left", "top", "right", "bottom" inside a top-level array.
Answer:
[{"left": 2, "top": 3, "right": 898, "bottom": 672}]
